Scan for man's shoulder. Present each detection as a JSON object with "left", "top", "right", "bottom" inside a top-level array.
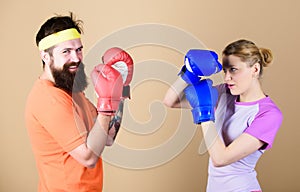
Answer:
[{"left": 26, "top": 79, "right": 72, "bottom": 109}]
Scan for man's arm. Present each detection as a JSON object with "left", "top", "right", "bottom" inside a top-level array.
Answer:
[
  {"left": 69, "top": 114, "right": 110, "bottom": 168},
  {"left": 106, "top": 100, "right": 124, "bottom": 146}
]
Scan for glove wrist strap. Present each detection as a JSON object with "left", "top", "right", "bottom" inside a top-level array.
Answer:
[
  {"left": 97, "top": 98, "right": 120, "bottom": 115},
  {"left": 191, "top": 106, "right": 215, "bottom": 124}
]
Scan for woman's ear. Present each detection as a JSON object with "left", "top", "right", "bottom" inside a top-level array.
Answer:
[
  {"left": 252, "top": 62, "right": 261, "bottom": 78},
  {"left": 40, "top": 51, "right": 50, "bottom": 65}
]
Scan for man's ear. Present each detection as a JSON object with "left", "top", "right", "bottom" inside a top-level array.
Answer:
[{"left": 40, "top": 51, "right": 50, "bottom": 65}]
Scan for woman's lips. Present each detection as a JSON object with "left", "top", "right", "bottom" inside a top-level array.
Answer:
[{"left": 227, "top": 83, "right": 235, "bottom": 89}]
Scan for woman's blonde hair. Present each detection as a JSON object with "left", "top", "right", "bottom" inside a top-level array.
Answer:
[{"left": 222, "top": 39, "right": 273, "bottom": 77}]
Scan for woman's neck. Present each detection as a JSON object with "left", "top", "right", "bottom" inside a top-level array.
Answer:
[{"left": 238, "top": 81, "right": 266, "bottom": 102}]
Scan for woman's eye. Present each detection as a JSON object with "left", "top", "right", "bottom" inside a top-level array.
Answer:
[
  {"left": 230, "top": 68, "right": 237, "bottom": 72},
  {"left": 223, "top": 68, "right": 237, "bottom": 74}
]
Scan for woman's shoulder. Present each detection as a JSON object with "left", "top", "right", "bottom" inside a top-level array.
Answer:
[{"left": 258, "top": 96, "right": 283, "bottom": 118}]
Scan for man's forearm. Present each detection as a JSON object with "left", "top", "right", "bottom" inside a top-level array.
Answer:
[
  {"left": 86, "top": 114, "right": 110, "bottom": 156},
  {"left": 106, "top": 100, "right": 124, "bottom": 145}
]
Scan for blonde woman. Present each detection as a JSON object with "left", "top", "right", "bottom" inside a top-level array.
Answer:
[{"left": 164, "top": 39, "right": 283, "bottom": 191}]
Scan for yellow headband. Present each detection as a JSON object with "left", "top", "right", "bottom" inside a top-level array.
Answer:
[{"left": 38, "top": 28, "right": 81, "bottom": 51}]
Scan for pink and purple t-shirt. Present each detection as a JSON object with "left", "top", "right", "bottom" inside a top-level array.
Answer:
[{"left": 206, "top": 84, "right": 283, "bottom": 192}]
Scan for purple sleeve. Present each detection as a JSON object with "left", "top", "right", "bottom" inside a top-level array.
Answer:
[{"left": 244, "top": 102, "right": 283, "bottom": 150}]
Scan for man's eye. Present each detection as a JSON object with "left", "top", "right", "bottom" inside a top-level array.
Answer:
[{"left": 62, "top": 50, "right": 70, "bottom": 54}]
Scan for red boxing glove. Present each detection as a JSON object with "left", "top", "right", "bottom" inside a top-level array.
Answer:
[
  {"left": 102, "top": 47, "right": 134, "bottom": 99},
  {"left": 91, "top": 64, "right": 123, "bottom": 115}
]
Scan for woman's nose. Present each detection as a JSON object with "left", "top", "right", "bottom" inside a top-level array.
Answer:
[{"left": 224, "top": 71, "right": 232, "bottom": 81}]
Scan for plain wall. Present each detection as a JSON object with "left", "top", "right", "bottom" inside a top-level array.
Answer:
[{"left": 1, "top": 0, "right": 299, "bottom": 191}]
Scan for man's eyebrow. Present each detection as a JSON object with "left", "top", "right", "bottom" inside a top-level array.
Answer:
[{"left": 60, "top": 45, "right": 83, "bottom": 51}]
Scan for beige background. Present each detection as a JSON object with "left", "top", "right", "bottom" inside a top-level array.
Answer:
[{"left": 1, "top": 0, "right": 299, "bottom": 191}]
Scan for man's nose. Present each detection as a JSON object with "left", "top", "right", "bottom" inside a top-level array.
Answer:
[{"left": 70, "top": 51, "right": 81, "bottom": 62}]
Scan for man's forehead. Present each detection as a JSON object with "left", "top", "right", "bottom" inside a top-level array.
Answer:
[
  {"left": 54, "top": 38, "right": 82, "bottom": 51},
  {"left": 38, "top": 28, "right": 81, "bottom": 51}
]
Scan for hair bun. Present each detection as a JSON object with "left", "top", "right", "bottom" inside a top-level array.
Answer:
[{"left": 259, "top": 48, "right": 273, "bottom": 67}]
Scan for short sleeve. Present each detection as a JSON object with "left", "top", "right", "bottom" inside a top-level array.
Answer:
[
  {"left": 244, "top": 102, "right": 283, "bottom": 150},
  {"left": 35, "top": 88, "right": 87, "bottom": 152}
]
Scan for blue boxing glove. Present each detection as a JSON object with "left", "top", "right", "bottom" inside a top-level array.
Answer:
[
  {"left": 179, "top": 49, "right": 222, "bottom": 84},
  {"left": 184, "top": 79, "right": 218, "bottom": 124}
]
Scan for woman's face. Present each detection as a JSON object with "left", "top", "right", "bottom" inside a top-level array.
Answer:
[{"left": 222, "top": 55, "right": 259, "bottom": 97}]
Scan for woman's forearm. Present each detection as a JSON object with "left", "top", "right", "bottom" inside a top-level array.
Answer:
[{"left": 163, "top": 77, "right": 190, "bottom": 108}]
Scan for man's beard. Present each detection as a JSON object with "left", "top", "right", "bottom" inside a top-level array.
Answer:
[{"left": 50, "top": 62, "right": 88, "bottom": 93}]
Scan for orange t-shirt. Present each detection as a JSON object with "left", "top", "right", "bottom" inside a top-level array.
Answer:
[{"left": 25, "top": 79, "right": 103, "bottom": 192}]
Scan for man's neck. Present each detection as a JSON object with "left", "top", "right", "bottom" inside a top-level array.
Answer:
[{"left": 40, "top": 69, "right": 54, "bottom": 83}]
